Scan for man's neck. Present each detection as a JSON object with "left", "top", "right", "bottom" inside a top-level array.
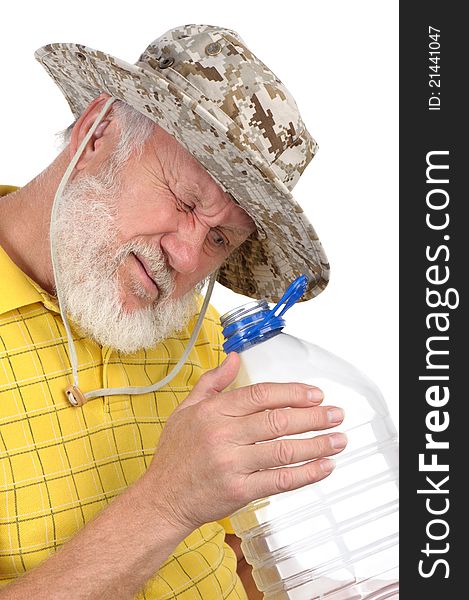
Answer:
[{"left": 0, "top": 151, "right": 69, "bottom": 295}]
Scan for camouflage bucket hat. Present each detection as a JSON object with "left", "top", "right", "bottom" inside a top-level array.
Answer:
[{"left": 35, "top": 24, "right": 330, "bottom": 302}]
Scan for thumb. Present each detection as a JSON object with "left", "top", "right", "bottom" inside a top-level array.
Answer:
[{"left": 182, "top": 352, "right": 240, "bottom": 407}]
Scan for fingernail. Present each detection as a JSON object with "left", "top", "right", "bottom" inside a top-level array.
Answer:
[
  {"left": 320, "top": 459, "right": 336, "bottom": 474},
  {"left": 327, "top": 407, "right": 344, "bottom": 424},
  {"left": 330, "top": 432, "right": 348, "bottom": 450},
  {"left": 307, "top": 387, "right": 323, "bottom": 403}
]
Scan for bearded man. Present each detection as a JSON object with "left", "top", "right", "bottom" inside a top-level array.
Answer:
[{"left": 0, "top": 25, "right": 347, "bottom": 599}]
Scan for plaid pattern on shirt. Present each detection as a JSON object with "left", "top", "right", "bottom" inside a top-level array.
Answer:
[{"left": 0, "top": 187, "right": 245, "bottom": 599}]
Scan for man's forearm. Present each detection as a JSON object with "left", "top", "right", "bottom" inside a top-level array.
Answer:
[{"left": 0, "top": 473, "right": 192, "bottom": 600}]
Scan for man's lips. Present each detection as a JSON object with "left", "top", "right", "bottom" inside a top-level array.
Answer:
[{"left": 132, "top": 253, "right": 158, "bottom": 289}]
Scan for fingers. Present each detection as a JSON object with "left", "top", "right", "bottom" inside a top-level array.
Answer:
[
  {"left": 220, "top": 381, "right": 324, "bottom": 417},
  {"left": 241, "top": 432, "right": 348, "bottom": 471},
  {"left": 233, "top": 405, "right": 344, "bottom": 443},
  {"left": 244, "top": 457, "right": 337, "bottom": 501},
  {"left": 180, "top": 352, "right": 240, "bottom": 408}
]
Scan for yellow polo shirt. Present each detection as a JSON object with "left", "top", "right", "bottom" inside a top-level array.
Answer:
[{"left": 0, "top": 185, "right": 244, "bottom": 599}]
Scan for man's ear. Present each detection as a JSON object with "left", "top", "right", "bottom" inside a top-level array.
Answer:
[{"left": 69, "top": 93, "right": 115, "bottom": 172}]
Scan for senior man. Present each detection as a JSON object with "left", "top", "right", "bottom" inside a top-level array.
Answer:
[{"left": 0, "top": 25, "right": 346, "bottom": 599}]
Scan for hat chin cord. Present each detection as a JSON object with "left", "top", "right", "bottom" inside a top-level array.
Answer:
[{"left": 50, "top": 97, "right": 216, "bottom": 407}]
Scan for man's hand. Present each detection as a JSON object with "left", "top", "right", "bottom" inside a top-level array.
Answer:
[
  {"left": 143, "top": 352, "right": 347, "bottom": 533},
  {"left": 0, "top": 353, "right": 346, "bottom": 600}
]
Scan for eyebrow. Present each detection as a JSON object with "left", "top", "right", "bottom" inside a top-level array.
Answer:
[
  {"left": 213, "top": 225, "right": 254, "bottom": 251},
  {"left": 219, "top": 224, "right": 255, "bottom": 237},
  {"left": 178, "top": 183, "right": 202, "bottom": 202}
]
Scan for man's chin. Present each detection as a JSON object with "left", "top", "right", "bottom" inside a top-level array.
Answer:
[
  {"left": 68, "top": 318, "right": 175, "bottom": 355},
  {"left": 66, "top": 294, "right": 198, "bottom": 355},
  {"left": 119, "top": 294, "right": 158, "bottom": 313}
]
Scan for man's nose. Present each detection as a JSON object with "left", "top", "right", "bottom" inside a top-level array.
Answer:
[{"left": 160, "top": 228, "right": 206, "bottom": 274}]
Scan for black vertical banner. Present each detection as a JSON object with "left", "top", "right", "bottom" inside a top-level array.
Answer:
[{"left": 400, "top": 2, "right": 465, "bottom": 597}]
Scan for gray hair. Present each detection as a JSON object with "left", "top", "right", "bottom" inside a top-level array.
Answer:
[{"left": 56, "top": 101, "right": 157, "bottom": 168}]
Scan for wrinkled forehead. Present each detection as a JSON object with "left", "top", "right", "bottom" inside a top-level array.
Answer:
[{"left": 148, "top": 125, "right": 257, "bottom": 233}]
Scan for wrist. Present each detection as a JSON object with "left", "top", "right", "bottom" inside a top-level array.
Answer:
[{"left": 133, "top": 472, "right": 195, "bottom": 544}]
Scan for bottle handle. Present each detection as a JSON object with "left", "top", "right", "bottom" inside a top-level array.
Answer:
[
  {"left": 270, "top": 274, "right": 309, "bottom": 319},
  {"left": 247, "top": 275, "right": 308, "bottom": 338}
]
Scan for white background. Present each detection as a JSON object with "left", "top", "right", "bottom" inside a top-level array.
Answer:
[{"left": 0, "top": 1, "right": 398, "bottom": 428}]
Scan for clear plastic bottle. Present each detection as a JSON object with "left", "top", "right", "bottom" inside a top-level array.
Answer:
[{"left": 220, "top": 278, "right": 399, "bottom": 600}]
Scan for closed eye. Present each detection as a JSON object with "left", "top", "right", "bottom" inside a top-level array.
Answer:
[{"left": 177, "top": 199, "right": 194, "bottom": 213}]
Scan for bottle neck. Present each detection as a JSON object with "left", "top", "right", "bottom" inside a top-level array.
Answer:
[{"left": 220, "top": 300, "right": 284, "bottom": 354}]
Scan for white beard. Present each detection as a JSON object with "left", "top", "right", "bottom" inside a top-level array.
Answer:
[{"left": 51, "top": 165, "right": 205, "bottom": 354}]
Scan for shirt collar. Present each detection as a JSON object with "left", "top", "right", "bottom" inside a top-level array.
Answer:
[{"left": 0, "top": 185, "right": 60, "bottom": 315}]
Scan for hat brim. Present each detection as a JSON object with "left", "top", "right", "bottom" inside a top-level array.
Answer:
[{"left": 35, "top": 43, "right": 330, "bottom": 302}]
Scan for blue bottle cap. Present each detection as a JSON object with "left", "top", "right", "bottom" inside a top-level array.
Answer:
[{"left": 222, "top": 275, "right": 308, "bottom": 354}]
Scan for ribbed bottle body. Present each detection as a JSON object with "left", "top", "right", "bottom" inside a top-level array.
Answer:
[{"left": 229, "top": 333, "right": 399, "bottom": 599}]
